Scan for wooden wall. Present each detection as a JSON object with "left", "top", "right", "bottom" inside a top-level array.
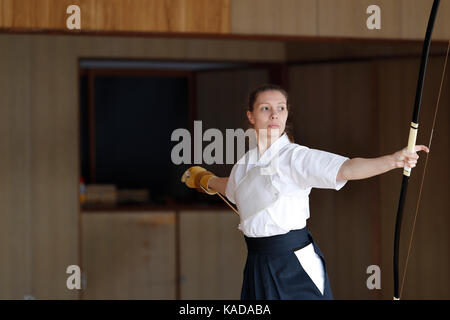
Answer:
[
  {"left": 0, "top": 33, "right": 284, "bottom": 299},
  {"left": 231, "top": 0, "right": 317, "bottom": 37},
  {"left": 179, "top": 211, "right": 245, "bottom": 299},
  {"left": 80, "top": 210, "right": 245, "bottom": 299},
  {"left": 81, "top": 212, "right": 177, "bottom": 299},
  {"left": 0, "top": 0, "right": 230, "bottom": 34},
  {"left": 233, "top": 0, "right": 450, "bottom": 40},
  {"left": 0, "top": 35, "right": 33, "bottom": 300},
  {"left": 289, "top": 61, "right": 380, "bottom": 299},
  {"left": 377, "top": 56, "right": 450, "bottom": 299},
  {"left": 1, "top": 0, "right": 450, "bottom": 40},
  {"left": 0, "top": 6, "right": 449, "bottom": 299}
]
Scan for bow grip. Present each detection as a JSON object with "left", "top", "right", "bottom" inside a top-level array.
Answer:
[{"left": 404, "top": 122, "right": 419, "bottom": 176}]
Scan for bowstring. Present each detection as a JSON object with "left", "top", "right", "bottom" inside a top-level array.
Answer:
[{"left": 200, "top": 184, "right": 240, "bottom": 216}]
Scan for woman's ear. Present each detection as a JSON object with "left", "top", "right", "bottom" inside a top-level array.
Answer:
[{"left": 247, "top": 110, "right": 254, "bottom": 125}]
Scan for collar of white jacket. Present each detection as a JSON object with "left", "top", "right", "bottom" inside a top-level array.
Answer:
[{"left": 241, "top": 133, "right": 291, "bottom": 167}]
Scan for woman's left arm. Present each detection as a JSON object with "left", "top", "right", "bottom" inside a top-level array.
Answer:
[{"left": 337, "top": 145, "right": 430, "bottom": 181}]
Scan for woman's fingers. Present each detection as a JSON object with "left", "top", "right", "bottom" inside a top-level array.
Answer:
[
  {"left": 405, "top": 145, "right": 429, "bottom": 159},
  {"left": 414, "top": 145, "right": 430, "bottom": 153},
  {"left": 408, "top": 161, "right": 416, "bottom": 167},
  {"left": 402, "top": 160, "right": 416, "bottom": 167},
  {"left": 396, "top": 145, "right": 429, "bottom": 169}
]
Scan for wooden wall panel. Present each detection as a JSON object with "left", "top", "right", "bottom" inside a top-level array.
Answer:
[
  {"left": 2, "top": 0, "right": 450, "bottom": 40},
  {"left": 318, "top": 0, "right": 402, "bottom": 39},
  {"left": 287, "top": 41, "right": 423, "bottom": 63},
  {"left": 377, "top": 56, "right": 450, "bottom": 299},
  {"left": 401, "top": 0, "right": 450, "bottom": 40},
  {"left": 179, "top": 210, "right": 245, "bottom": 299},
  {"left": 400, "top": 0, "right": 434, "bottom": 40},
  {"left": 232, "top": 0, "right": 450, "bottom": 40},
  {"left": 29, "top": 35, "right": 80, "bottom": 299},
  {"left": 0, "top": 0, "right": 48, "bottom": 29},
  {"left": 185, "top": 0, "right": 230, "bottom": 33},
  {"left": 434, "top": 0, "right": 450, "bottom": 40},
  {"left": 81, "top": 212, "right": 176, "bottom": 299},
  {"left": 0, "top": 0, "right": 230, "bottom": 34},
  {"left": 317, "top": 0, "right": 450, "bottom": 40},
  {"left": 71, "top": 36, "right": 285, "bottom": 61},
  {"left": 231, "top": 0, "right": 316, "bottom": 36},
  {"left": 0, "top": 33, "right": 283, "bottom": 299},
  {"left": 1, "top": 29, "right": 448, "bottom": 300},
  {"left": 0, "top": 35, "right": 33, "bottom": 299},
  {"left": 288, "top": 62, "right": 380, "bottom": 299}
]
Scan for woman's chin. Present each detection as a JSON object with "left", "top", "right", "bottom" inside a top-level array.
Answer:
[{"left": 256, "top": 127, "right": 282, "bottom": 139}]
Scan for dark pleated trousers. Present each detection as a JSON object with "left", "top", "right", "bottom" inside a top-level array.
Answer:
[{"left": 241, "top": 228, "right": 333, "bottom": 300}]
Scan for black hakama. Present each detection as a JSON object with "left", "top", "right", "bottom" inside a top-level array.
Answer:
[{"left": 241, "top": 228, "right": 333, "bottom": 300}]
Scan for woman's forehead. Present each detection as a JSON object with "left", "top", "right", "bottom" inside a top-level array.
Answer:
[{"left": 256, "top": 90, "right": 286, "bottom": 104}]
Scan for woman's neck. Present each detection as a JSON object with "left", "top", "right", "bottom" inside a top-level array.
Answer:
[{"left": 257, "top": 133, "right": 279, "bottom": 157}]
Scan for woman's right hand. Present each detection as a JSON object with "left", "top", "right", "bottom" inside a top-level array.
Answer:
[{"left": 181, "top": 166, "right": 217, "bottom": 195}]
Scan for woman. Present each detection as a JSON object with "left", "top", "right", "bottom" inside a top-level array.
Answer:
[{"left": 181, "top": 84, "right": 429, "bottom": 300}]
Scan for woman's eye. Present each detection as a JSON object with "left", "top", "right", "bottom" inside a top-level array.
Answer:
[
  {"left": 262, "top": 106, "right": 269, "bottom": 110},
  {"left": 279, "top": 106, "right": 285, "bottom": 110}
]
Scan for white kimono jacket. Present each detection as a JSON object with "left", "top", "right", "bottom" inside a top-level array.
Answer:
[{"left": 225, "top": 133, "right": 349, "bottom": 238}]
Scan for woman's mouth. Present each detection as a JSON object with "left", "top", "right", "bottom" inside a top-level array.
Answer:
[{"left": 268, "top": 124, "right": 279, "bottom": 128}]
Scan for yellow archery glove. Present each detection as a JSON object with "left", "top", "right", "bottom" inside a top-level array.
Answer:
[{"left": 181, "top": 166, "right": 217, "bottom": 195}]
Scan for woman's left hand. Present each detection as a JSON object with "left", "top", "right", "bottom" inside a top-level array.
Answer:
[{"left": 392, "top": 145, "right": 430, "bottom": 169}]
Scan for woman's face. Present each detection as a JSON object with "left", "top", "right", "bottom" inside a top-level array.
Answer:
[{"left": 247, "top": 90, "right": 288, "bottom": 139}]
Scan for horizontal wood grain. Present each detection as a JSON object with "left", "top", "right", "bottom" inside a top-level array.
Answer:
[
  {"left": 317, "top": 0, "right": 402, "bottom": 39},
  {"left": 2, "top": 0, "right": 450, "bottom": 40},
  {"left": 231, "top": 0, "right": 316, "bottom": 36},
  {"left": 0, "top": 0, "right": 230, "bottom": 33}
]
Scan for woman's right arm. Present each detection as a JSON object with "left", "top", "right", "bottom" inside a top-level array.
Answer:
[{"left": 208, "top": 177, "right": 228, "bottom": 196}]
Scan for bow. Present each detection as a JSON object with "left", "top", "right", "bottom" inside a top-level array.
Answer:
[{"left": 393, "top": 0, "right": 441, "bottom": 300}]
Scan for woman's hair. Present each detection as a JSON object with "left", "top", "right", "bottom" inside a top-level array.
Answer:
[{"left": 245, "top": 83, "right": 295, "bottom": 143}]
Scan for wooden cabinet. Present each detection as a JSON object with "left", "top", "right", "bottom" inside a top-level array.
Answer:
[{"left": 80, "top": 209, "right": 244, "bottom": 299}]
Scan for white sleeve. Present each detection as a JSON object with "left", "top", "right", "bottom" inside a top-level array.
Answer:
[
  {"left": 290, "top": 147, "right": 349, "bottom": 190},
  {"left": 225, "top": 164, "right": 238, "bottom": 204}
]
